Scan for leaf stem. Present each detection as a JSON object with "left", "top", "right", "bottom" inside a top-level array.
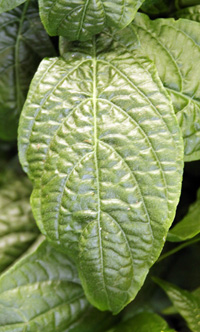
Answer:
[{"left": 157, "top": 236, "right": 200, "bottom": 263}]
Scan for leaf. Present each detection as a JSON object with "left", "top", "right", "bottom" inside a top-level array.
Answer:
[
  {"left": 0, "top": 237, "right": 116, "bottom": 332},
  {"left": 0, "top": 0, "right": 26, "bottom": 13},
  {"left": 168, "top": 188, "right": 200, "bottom": 242},
  {"left": 0, "top": 171, "right": 39, "bottom": 272},
  {"left": 132, "top": 13, "right": 200, "bottom": 161},
  {"left": 173, "top": 5, "right": 200, "bottom": 22},
  {"left": 107, "top": 312, "right": 176, "bottom": 332},
  {"left": 141, "top": 0, "right": 175, "bottom": 16},
  {"left": 154, "top": 278, "right": 200, "bottom": 332},
  {"left": 177, "top": 0, "right": 200, "bottom": 8},
  {"left": 38, "top": 0, "right": 145, "bottom": 41},
  {"left": 18, "top": 30, "right": 183, "bottom": 314},
  {"left": 0, "top": 0, "right": 56, "bottom": 141}
]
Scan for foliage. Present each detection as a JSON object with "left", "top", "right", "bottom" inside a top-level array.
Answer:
[{"left": 0, "top": 0, "right": 200, "bottom": 331}]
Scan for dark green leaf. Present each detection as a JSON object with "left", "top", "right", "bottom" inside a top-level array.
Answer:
[
  {"left": 132, "top": 13, "right": 200, "bottom": 161},
  {"left": 177, "top": 0, "right": 200, "bottom": 8},
  {"left": 0, "top": 0, "right": 56, "bottom": 141},
  {"left": 141, "top": 0, "right": 175, "bottom": 16},
  {"left": 0, "top": 171, "right": 39, "bottom": 272},
  {"left": 168, "top": 188, "right": 200, "bottom": 242},
  {"left": 107, "top": 312, "right": 176, "bottom": 332},
  {"left": 39, "top": 0, "right": 145, "bottom": 41},
  {"left": 18, "top": 29, "right": 183, "bottom": 313},
  {"left": 154, "top": 278, "right": 200, "bottom": 332},
  {"left": 173, "top": 5, "right": 200, "bottom": 22},
  {"left": 0, "top": 0, "right": 26, "bottom": 13}
]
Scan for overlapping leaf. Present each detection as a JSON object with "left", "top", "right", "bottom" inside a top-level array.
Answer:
[
  {"left": 107, "top": 312, "right": 176, "bottom": 332},
  {"left": 141, "top": 0, "right": 175, "bottom": 16},
  {"left": 0, "top": 0, "right": 26, "bottom": 13},
  {"left": 132, "top": 13, "right": 200, "bottom": 161},
  {"left": 38, "top": 0, "right": 145, "bottom": 41},
  {"left": 168, "top": 188, "right": 200, "bottom": 241},
  {"left": 155, "top": 278, "right": 200, "bottom": 332},
  {"left": 0, "top": 171, "right": 39, "bottom": 272},
  {"left": 173, "top": 5, "right": 200, "bottom": 22},
  {"left": 18, "top": 30, "right": 183, "bottom": 313},
  {"left": 0, "top": 0, "right": 56, "bottom": 141}
]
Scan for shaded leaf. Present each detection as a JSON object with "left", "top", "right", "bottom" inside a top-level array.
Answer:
[
  {"left": 168, "top": 188, "right": 200, "bottom": 241},
  {"left": 154, "top": 278, "right": 200, "bottom": 332},
  {"left": 0, "top": 0, "right": 56, "bottom": 141},
  {"left": 0, "top": 171, "right": 39, "bottom": 272},
  {"left": 107, "top": 312, "right": 176, "bottom": 332},
  {"left": 39, "top": 0, "right": 145, "bottom": 41},
  {"left": 0, "top": 0, "right": 26, "bottom": 13},
  {"left": 173, "top": 5, "right": 200, "bottom": 22},
  {"left": 177, "top": 0, "right": 200, "bottom": 8},
  {"left": 18, "top": 29, "right": 183, "bottom": 313},
  {"left": 141, "top": 0, "right": 175, "bottom": 16},
  {"left": 132, "top": 13, "right": 200, "bottom": 161}
]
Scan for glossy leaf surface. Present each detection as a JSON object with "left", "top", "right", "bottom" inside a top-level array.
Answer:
[
  {"left": 18, "top": 31, "right": 183, "bottom": 313},
  {"left": 174, "top": 5, "right": 200, "bottom": 22},
  {"left": 0, "top": 0, "right": 26, "bottom": 13},
  {"left": 168, "top": 188, "right": 200, "bottom": 241},
  {"left": 0, "top": 171, "right": 39, "bottom": 272},
  {"left": 39, "top": 0, "right": 145, "bottom": 41},
  {"left": 0, "top": 0, "right": 56, "bottom": 141},
  {"left": 107, "top": 312, "right": 175, "bottom": 332},
  {"left": 155, "top": 278, "right": 200, "bottom": 332},
  {"left": 133, "top": 14, "right": 200, "bottom": 161}
]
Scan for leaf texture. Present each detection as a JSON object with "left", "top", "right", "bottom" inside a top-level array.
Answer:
[
  {"left": 107, "top": 312, "right": 176, "bottom": 332},
  {"left": 0, "top": 0, "right": 56, "bottom": 141},
  {"left": 0, "top": 0, "right": 26, "bottom": 13},
  {"left": 173, "top": 5, "right": 200, "bottom": 22},
  {"left": 38, "top": 0, "right": 145, "bottom": 41},
  {"left": 132, "top": 13, "right": 200, "bottom": 161},
  {"left": 18, "top": 31, "right": 183, "bottom": 313},
  {"left": 155, "top": 278, "right": 200, "bottom": 332},
  {"left": 168, "top": 188, "right": 200, "bottom": 241},
  {"left": 141, "top": 0, "right": 175, "bottom": 16},
  {"left": 0, "top": 171, "right": 39, "bottom": 272}
]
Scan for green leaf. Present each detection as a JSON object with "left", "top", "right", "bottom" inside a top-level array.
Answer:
[
  {"left": 132, "top": 13, "right": 200, "bottom": 161},
  {"left": 168, "top": 188, "right": 200, "bottom": 242},
  {"left": 0, "top": 0, "right": 56, "bottom": 141},
  {"left": 141, "top": 0, "right": 175, "bottom": 16},
  {"left": 154, "top": 278, "right": 200, "bottom": 332},
  {"left": 0, "top": 0, "right": 26, "bottom": 13},
  {"left": 38, "top": 0, "right": 145, "bottom": 41},
  {"left": 0, "top": 237, "right": 115, "bottom": 332},
  {"left": 173, "top": 5, "right": 200, "bottom": 22},
  {"left": 0, "top": 171, "right": 39, "bottom": 273},
  {"left": 177, "top": 0, "right": 200, "bottom": 8},
  {"left": 107, "top": 312, "right": 176, "bottom": 332},
  {"left": 18, "top": 30, "right": 183, "bottom": 314}
]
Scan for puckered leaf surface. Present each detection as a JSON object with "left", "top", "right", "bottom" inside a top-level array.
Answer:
[
  {"left": 18, "top": 29, "right": 183, "bottom": 313},
  {"left": 132, "top": 13, "right": 200, "bottom": 161},
  {"left": 0, "top": 171, "right": 39, "bottom": 272},
  {"left": 0, "top": 238, "right": 115, "bottom": 332},
  {"left": 0, "top": 0, "right": 26, "bottom": 13},
  {"left": 155, "top": 278, "right": 200, "bottom": 332},
  {"left": 0, "top": 0, "right": 55, "bottom": 141},
  {"left": 38, "top": 0, "right": 145, "bottom": 41}
]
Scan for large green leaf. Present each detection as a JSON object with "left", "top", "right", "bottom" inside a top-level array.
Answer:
[
  {"left": 0, "top": 171, "right": 39, "bottom": 272},
  {"left": 155, "top": 278, "right": 200, "bottom": 332},
  {"left": 0, "top": 0, "right": 56, "bottom": 141},
  {"left": 0, "top": 0, "right": 26, "bottom": 13},
  {"left": 107, "top": 312, "right": 175, "bottom": 332},
  {"left": 132, "top": 13, "right": 200, "bottom": 161},
  {"left": 168, "top": 188, "right": 200, "bottom": 242},
  {"left": 18, "top": 30, "right": 183, "bottom": 313},
  {"left": 173, "top": 5, "right": 200, "bottom": 22},
  {"left": 38, "top": 0, "right": 145, "bottom": 41}
]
